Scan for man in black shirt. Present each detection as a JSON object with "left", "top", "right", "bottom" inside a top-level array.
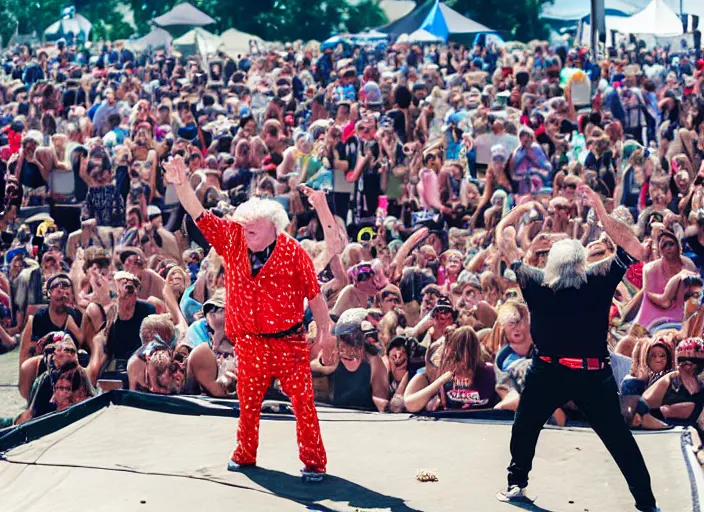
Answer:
[
  {"left": 87, "top": 271, "right": 156, "bottom": 386},
  {"left": 495, "top": 186, "right": 659, "bottom": 512}
]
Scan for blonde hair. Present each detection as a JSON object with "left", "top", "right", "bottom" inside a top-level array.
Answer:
[{"left": 139, "top": 314, "right": 176, "bottom": 345}]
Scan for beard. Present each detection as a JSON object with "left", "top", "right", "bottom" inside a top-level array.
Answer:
[{"left": 542, "top": 240, "right": 588, "bottom": 291}]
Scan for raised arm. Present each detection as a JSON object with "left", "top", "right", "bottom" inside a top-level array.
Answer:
[
  {"left": 391, "top": 227, "right": 429, "bottom": 282},
  {"left": 299, "top": 185, "right": 348, "bottom": 272},
  {"left": 579, "top": 184, "right": 645, "bottom": 261},
  {"left": 163, "top": 155, "right": 205, "bottom": 221},
  {"left": 496, "top": 202, "right": 533, "bottom": 263}
]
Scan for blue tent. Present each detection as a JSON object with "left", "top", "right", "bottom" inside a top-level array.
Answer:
[{"left": 378, "top": 0, "right": 496, "bottom": 42}]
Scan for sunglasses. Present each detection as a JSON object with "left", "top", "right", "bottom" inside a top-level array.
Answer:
[
  {"left": 50, "top": 281, "right": 72, "bottom": 291},
  {"left": 660, "top": 240, "right": 676, "bottom": 249},
  {"left": 57, "top": 346, "right": 77, "bottom": 354},
  {"left": 554, "top": 205, "right": 569, "bottom": 211},
  {"left": 356, "top": 271, "right": 374, "bottom": 282}
]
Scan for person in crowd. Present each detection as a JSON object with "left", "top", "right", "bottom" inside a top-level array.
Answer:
[
  {"left": 631, "top": 337, "right": 704, "bottom": 430},
  {"left": 18, "top": 273, "right": 83, "bottom": 399},
  {"left": 311, "top": 307, "right": 389, "bottom": 412},
  {"left": 87, "top": 271, "right": 156, "bottom": 386},
  {"left": 118, "top": 247, "right": 165, "bottom": 302}
]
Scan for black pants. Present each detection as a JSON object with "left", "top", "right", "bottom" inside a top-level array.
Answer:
[{"left": 507, "top": 357, "right": 656, "bottom": 511}]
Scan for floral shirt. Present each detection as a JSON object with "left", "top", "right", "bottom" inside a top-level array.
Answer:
[{"left": 81, "top": 184, "right": 125, "bottom": 227}]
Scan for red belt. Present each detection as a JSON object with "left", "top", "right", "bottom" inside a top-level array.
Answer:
[{"left": 539, "top": 356, "right": 606, "bottom": 370}]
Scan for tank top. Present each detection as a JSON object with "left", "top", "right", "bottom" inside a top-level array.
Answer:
[
  {"left": 331, "top": 359, "right": 374, "bottom": 410},
  {"left": 106, "top": 300, "right": 156, "bottom": 361},
  {"left": 31, "top": 306, "right": 82, "bottom": 342}
]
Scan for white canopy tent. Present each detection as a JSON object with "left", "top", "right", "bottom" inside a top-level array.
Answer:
[
  {"left": 173, "top": 28, "right": 222, "bottom": 57},
  {"left": 152, "top": 2, "right": 215, "bottom": 28},
  {"left": 407, "top": 28, "right": 443, "bottom": 43},
  {"left": 218, "top": 28, "right": 265, "bottom": 59},
  {"left": 608, "top": 0, "right": 684, "bottom": 36},
  {"left": 122, "top": 28, "right": 173, "bottom": 52}
]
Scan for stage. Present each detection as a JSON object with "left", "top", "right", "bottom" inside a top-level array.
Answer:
[{"left": 0, "top": 392, "right": 698, "bottom": 511}]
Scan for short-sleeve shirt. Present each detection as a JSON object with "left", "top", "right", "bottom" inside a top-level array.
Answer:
[
  {"left": 195, "top": 210, "right": 321, "bottom": 339},
  {"left": 511, "top": 247, "right": 635, "bottom": 359}
]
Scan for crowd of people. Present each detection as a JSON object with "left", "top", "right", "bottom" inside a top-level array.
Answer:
[{"left": 1, "top": 34, "right": 704, "bottom": 434}]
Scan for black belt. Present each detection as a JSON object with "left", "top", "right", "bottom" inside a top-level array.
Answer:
[{"left": 255, "top": 322, "right": 304, "bottom": 339}]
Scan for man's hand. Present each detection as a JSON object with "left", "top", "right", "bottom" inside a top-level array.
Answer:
[
  {"left": 577, "top": 183, "right": 599, "bottom": 207},
  {"left": 163, "top": 155, "right": 188, "bottom": 186},
  {"left": 319, "top": 330, "right": 338, "bottom": 366},
  {"left": 299, "top": 184, "right": 326, "bottom": 207}
]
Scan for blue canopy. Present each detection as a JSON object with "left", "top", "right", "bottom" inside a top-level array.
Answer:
[{"left": 378, "top": 0, "right": 496, "bottom": 42}]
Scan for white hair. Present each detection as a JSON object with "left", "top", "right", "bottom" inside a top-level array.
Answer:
[
  {"left": 231, "top": 197, "right": 290, "bottom": 233},
  {"left": 543, "top": 239, "right": 587, "bottom": 290}
]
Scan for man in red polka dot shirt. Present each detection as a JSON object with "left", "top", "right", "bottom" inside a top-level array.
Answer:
[{"left": 165, "top": 155, "right": 335, "bottom": 483}]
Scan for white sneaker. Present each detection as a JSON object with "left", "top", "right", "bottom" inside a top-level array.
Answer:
[{"left": 496, "top": 485, "right": 534, "bottom": 503}]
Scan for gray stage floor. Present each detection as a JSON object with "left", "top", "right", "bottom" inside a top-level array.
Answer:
[{"left": 0, "top": 405, "right": 696, "bottom": 512}]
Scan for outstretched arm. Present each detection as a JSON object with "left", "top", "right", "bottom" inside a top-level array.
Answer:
[{"left": 579, "top": 184, "right": 645, "bottom": 261}]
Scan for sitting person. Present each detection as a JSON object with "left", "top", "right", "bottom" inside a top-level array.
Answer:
[
  {"left": 88, "top": 271, "right": 156, "bottom": 386},
  {"left": 16, "top": 334, "right": 93, "bottom": 423},
  {"left": 620, "top": 336, "right": 675, "bottom": 396},
  {"left": 18, "top": 273, "right": 83, "bottom": 400},
  {"left": 404, "top": 325, "right": 497, "bottom": 412},
  {"left": 330, "top": 260, "right": 388, "bottom": 318},
  {"left": 311, "top": 308, "right": 389, "bottom": 412},
  {"left": 415, "top": 296, "right": 457, "bottom": 349},
  {"left": 126, "top": 313, "right": 178, "bottom": 391},
  {"left": 184, "top": 290, "right": 237, "bottom": 397},
  {"left": 180, "top": 250, "right": 225, "bottom": 325},
  {"left": 632, "top": 337, "right": 704, "bottom": 429},
  {"left": 186, "top": 288, "right": 225, "bottom": 347},
  {"left": 386, "top": 336, "right": 412, "bottom": 413},
  {"left": 131, "top": 340, "right": 190, "bottom": 395}
]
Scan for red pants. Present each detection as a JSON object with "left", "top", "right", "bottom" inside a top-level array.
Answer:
[{"left": 232, "top": 336, "right": 327, "bottom": 472}]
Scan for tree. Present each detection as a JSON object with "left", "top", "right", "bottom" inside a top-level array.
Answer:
[
  {"left": 345, "top": 0, "right": 388, "bottom": 35},
  {"left": 446, "top": 0, "right": 552, "bottom": 42}
]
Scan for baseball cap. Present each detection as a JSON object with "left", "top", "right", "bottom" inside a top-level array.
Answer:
[
  {"left": 203, "top": 288, "right": 226, "bottom": 314},
  {"left": 113, "top": 271, "right": 140, "bottom": 285},
  {"left": 333, "top": 308, "right": 368, "bottom": 336}
]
